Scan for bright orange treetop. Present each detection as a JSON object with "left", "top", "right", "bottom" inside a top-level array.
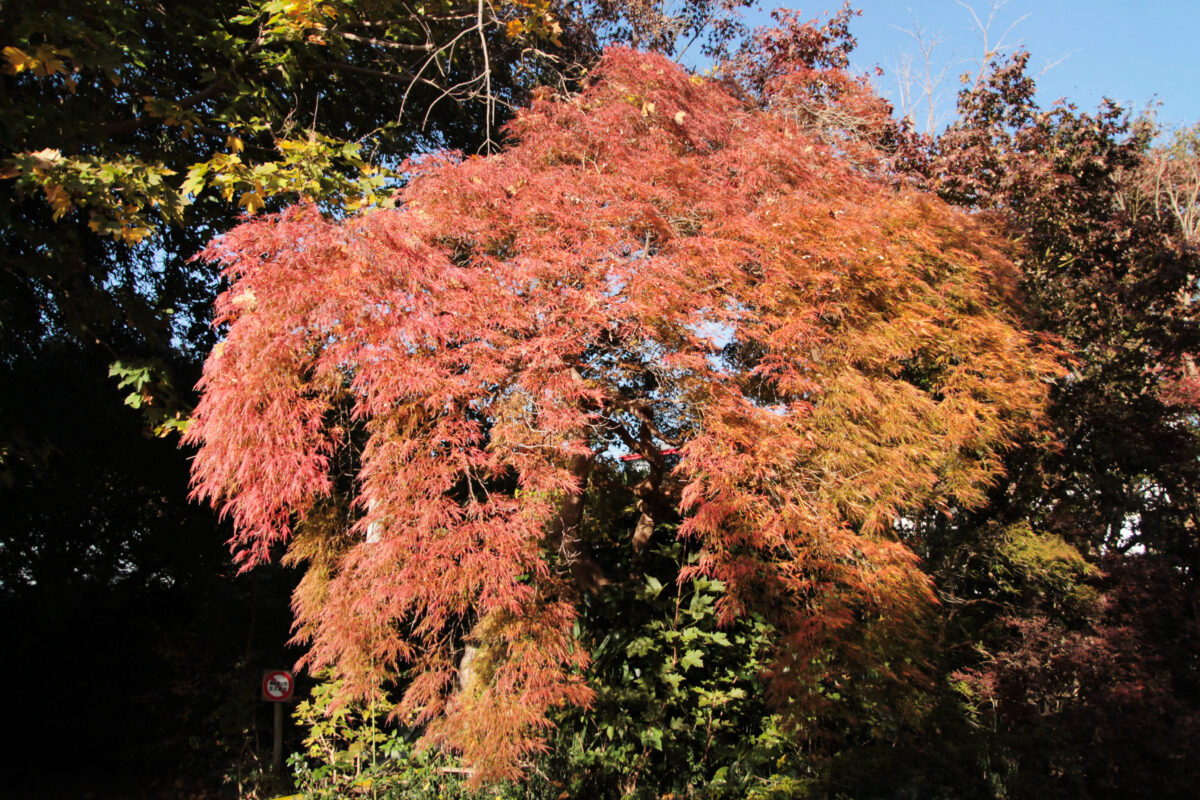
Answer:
[{"left": 187, "top": 48, "right": 1060, "bottom": 781}]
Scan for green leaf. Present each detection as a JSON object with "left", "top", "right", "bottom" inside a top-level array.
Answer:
[
  {"left": 639, "top": 727, "right": 663, "bottom": 751},
  {"left": 181, "top": 164, "right": 207, "bottom": 196}
]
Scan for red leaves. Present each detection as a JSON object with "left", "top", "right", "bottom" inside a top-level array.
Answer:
[{"left": 187, "top": 47, "right": 1060, "bottom": 780}]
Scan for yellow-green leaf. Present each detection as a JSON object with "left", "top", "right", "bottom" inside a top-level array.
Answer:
[{"left": 239, "top": 191, "right": 265, "bottom": 214}]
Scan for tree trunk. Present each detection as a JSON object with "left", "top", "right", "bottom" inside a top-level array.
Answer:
[{"left": 546, "top": 453, "right": 608, "bottom": 593}]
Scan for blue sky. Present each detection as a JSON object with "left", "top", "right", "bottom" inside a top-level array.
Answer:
[{"left": 741, "top": 1, "right": 1199, "bottom": 132}]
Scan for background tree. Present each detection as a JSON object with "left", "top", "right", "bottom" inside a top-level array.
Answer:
[
  {"left": 1118, "top": 121, "right": 1200, "bottom": 246},
  {"left": 834, "top": 47, "right": 1200, "bottom": 800},
  {"left": 921, "top": 50, "right": 1200, "bottom": 568}
]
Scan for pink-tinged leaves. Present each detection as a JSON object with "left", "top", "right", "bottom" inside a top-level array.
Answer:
[{"left": 186, "top": 47, "right": 1061, "bottom": 781}]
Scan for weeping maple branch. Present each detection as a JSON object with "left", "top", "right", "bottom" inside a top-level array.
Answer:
[{"left": 187, "top": 46, "right": 1062, "bottom": 782}]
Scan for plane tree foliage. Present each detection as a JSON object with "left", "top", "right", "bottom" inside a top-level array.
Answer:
[
  {"left": 187, "top": 44, "right": 1061, "bottom": 782},
  {"left": 1, "top": 0, "right": 481, "bottom": 366}
]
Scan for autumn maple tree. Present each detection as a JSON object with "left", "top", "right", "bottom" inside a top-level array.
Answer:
[{"left": 187, "top": 46, "right": 1060, "bottom": 781}]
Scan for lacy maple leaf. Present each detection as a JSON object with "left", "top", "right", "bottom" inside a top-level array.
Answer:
[{"left": 187, "top": 48, "right": 1060, "bottom": 781}]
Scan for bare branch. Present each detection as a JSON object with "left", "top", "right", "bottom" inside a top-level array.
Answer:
[
  {"left": 337, "top": 30, "right": 436, "bottom": 51},
  {"left": 476, "top": 0, "right": 496, "bottom": 153},
  {"left": 890, "top": 16, "right": 952, "bottom": 133},
  {"left": 1037, "top": 49, "right": 1077, "bottom": 79},
  {"left": 957, "top": 0, "right": 1030, "bottom": 89}
]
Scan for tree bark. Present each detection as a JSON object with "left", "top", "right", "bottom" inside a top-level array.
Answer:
[
  {"left": 546, "top": 453, "right": 608, "bottom": 593},
  {"left": 632, "top": 505, "right": 656, "bottom": 555}
]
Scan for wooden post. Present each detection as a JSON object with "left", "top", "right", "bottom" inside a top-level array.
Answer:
[
  {"left": 273, "top": 700, "right": 284, "bottom": 774},
  {"left": 261, "top": 669, "right": 294, "bottom": 775}
]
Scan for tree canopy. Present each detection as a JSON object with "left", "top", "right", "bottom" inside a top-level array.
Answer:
[
  {"left": 0, "top": 0, "right": 749, "bottom": 413},
  {"left": 188, "top": 45, "right": 1060, "bottom": 781},
  {"left": 900, "top": 49, "right": 1200, "bottom": 799},
  {"left": 7, "top": 3, "right": 1200, "bottom": 797}
]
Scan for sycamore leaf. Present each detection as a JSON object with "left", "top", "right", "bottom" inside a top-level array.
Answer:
[
  {"left": 181, "top": 164, "right": 208, "bottom": 197},
  {"left": 238, "top": 191, "right": 265, "bottom": 214},
  {"left": 44, "top": 184, "right": 74, "bottom": 219},
  {"left": 31, "top": 148, "right": 63, "bottom": 169},
  {"left": 2, "top": 46, "right": 33, "bottom": 74},
  {"left": 34, "top": 44, "right": 66, "bottom": 75}
]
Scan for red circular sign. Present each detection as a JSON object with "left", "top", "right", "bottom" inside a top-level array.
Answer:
[{"left": 262, "top": 669, "right": 294, "bottom": 702}]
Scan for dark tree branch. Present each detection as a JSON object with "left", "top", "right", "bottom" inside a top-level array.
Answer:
[{"left": 545, "top": 452, "right": 608, "bottom": 593}]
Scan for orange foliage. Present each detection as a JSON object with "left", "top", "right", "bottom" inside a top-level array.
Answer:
[{"left": 187, "top": 48, "right": 1060, "bottom": 781}]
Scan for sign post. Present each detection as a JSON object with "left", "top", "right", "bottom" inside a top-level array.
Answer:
[{"left": 262, "top": 669, "right": 294, "bottom": 774}]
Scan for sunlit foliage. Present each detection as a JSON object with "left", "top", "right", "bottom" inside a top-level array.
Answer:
[{"left": 188, "top": 47, "right": 1060, "bottom": 781}]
